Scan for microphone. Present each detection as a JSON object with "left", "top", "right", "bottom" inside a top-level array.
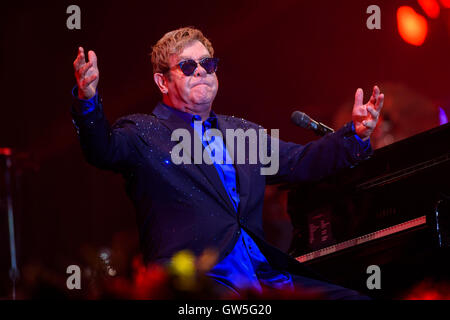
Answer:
[{"left": 291, "top": 111, "right": 335, "bottom": 136}]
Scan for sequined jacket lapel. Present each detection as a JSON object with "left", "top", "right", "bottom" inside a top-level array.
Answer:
[{"left": 151, "top": 103, "right": 238, "bottom": 214}]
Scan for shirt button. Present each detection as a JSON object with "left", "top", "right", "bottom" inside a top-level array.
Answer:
[{"left": 237, "top": 230, "right": 241, "bottom": 235}]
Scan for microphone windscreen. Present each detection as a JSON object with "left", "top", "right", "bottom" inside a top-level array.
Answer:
[{"left": 291, "top": 111, "right": 311, "bottom": 128}]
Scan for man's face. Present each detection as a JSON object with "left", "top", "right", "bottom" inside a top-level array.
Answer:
[{"left": 165, "top": 41, "right": 219, "bottom": 114}]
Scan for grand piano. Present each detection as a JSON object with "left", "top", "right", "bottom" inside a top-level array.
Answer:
[{"left": 286, "top": 123, "right": 450, "bottom": 299}]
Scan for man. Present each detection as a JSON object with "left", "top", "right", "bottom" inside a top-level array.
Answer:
[{"left": 71, "top": 27, "right": 383, "bottom": 299}]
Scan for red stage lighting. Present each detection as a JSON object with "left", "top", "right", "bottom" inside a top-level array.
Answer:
[
  {"left": 440, "top": 0, "right": 450, "bottom": 8},
  {"left": 397, "top": 6, "right": 429, "bottom": 46},
  {"left": 418, "top": 0, "right": 441, "bottom": 18}
]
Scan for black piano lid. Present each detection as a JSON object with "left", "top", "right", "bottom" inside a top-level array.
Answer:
[{"left": 282, "top": 122, "right": 450, "bottom": 191}]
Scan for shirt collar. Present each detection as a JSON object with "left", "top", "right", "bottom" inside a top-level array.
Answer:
[{"left": 160, "top": 102, "right": 218, "bottom": 129}]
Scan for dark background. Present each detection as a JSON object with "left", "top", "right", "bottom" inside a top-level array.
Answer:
[{"left": 1, "top": 0, "right": 450, "bottom": 298}]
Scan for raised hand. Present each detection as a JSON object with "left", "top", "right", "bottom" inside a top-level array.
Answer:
[
  {"left": 73, "top": 47, "right": 99, "bottom": 100},
  {"left": 352, "top": 85, "right": 384, "bottom": 141}
]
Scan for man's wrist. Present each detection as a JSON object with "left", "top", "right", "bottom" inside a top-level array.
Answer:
[
  {"left": 351, "top": 122, "right": 371, "bottom": 150},
  {"left": 72, "top": 86, "right": 98, "bottom": 115}
]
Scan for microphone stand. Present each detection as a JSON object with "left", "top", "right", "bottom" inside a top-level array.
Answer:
[{"left": 1, "top": 148, "right": 19, "bottom": 300}]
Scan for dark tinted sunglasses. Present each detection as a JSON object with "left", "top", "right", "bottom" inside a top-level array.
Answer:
[{"left": 176, "top": 57, "right": 219, "bottom": 76}]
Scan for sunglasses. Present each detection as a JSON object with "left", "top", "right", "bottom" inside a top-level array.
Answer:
[{"left": 175, "top": 57, "right": 219, "bottom": 76}]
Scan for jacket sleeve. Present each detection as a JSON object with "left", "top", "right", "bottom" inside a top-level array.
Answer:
[
  {"left": 71, "top": 91, "right": 140, "bottom": 173},
  {"left": 265, "top": 121, "right": 373, "bottom": 185}
]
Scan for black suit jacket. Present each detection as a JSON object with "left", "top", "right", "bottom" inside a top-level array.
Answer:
[{"left": 71, "top": 96, "right": 372, "bottom": 279}]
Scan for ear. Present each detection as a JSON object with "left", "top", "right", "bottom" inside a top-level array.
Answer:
[{"left": 154, "top": 73, "right": 169, "bottom": 94}]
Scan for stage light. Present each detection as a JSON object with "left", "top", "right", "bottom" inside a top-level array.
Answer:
[
  {"left": 439, "top": 0, "right": 450, "bottom": 8},
  {"left": 397, "top": 6, "right": 429, "bottom": 46},
  {"left": 438, "top": 107, "right": 449, "bottom": 125},
  {"left": 418, "top": 0, "right": 441, "bottom": 18}
]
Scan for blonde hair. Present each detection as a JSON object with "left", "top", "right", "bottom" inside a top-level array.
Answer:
[{"left": 151, "top": 27, "right": 214, "bottom": 74}]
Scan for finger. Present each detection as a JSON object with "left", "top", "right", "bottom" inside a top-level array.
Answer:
[
  {"left": 73, "top": 47, "right": 86, "bottom": 71},
  {"left": 354, "top": 88, "right": 363, "bottom": 107},
  {"left": 367, "top": 106, "right": 379, "bottom": 119},
  {"left": 369, "top": 85, "right": 380, "bottom": 105},
  {"left": 81, "top": 73, "right": 98, "bottom": 88},
  {"left": 88, "top": 50, "right": 98, "bottom": 68},
  {"left": 78, "top": 61, "right": 93, "bottom": 78},
  {"left": 362, "top": 119, "right": 377, "bottom": 130},
  {"left": 375, "top": 93, "right": 384, "bottom": 111}
]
